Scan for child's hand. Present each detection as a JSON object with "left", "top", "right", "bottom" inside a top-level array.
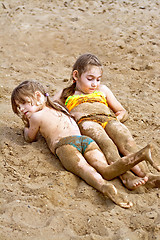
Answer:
[
  {"left": 115, "top": 110, "right": 128, "bottom": 122},
  {"left": 18, "top": 111, "right": 29, "bottom": 127},
  {"left": 22, "top": 117, "right": 29, "bottom": 127}
]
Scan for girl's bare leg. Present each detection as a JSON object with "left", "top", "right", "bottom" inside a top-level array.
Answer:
[
  {"left": 84, "top": 142, "right": 159, "bottom": 178},
  {"left": 79, "top": 121, "right": 148, "bottom": 189},
  {"left": 105, "top": 120, "right": 145, "bottom": 170},
  {"left": 105, "top": 121, "right": 138, "bottom": 154},
  {"left": 145, "top": 173, "right": 160, "bottom": 188},
  {"left": 56, "top": 144, "right": 133, "bottom": 208},
  {"left": 105, "top": 120, "right": 160, "bottom": 188},
  {"left": 79, "top": 121, "right": 122, "bottom": 164}
]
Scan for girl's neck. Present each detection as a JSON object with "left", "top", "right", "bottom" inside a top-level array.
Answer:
[
  {"left": 74, "top": 89, "right": 84, "bottom": 95},
  {"left": 74, "top": 87, "right": 97, "bottom": 96}
]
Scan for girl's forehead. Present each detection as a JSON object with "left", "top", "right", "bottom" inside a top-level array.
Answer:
[{"left": 85, "top": 65, "right": 102, "bottom": 75}]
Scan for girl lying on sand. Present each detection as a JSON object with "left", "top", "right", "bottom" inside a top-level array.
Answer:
[
  {"left": 11, "top": 80, "right": 159, "bottom": 208},
  {"left": 53, "top": 53, "right": 160, "bottom": 190}
]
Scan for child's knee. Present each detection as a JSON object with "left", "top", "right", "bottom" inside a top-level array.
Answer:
[
  {"left": 122, "top": 138, "right": 137, "bottom": 154},
  {"left": 126, "top": 138, "right": 137, "bottom": 150}
]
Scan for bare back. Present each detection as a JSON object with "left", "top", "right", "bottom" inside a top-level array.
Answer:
[{"left": 31, "top": 106, "right": 81, "bottom": 153}]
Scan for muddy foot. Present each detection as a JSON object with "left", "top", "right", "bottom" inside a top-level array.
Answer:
[
  {"left": 145, "top": 173, "right": 160, "bottom": 188},
  {"left": 121, "top": 175, "right": 148, "bottom": 190},
  {"left": 140, "top": 144, "right": 160, "bottom": 171},
  {"left": 101, "top": 183, "right": 133, "bottom": 208}
]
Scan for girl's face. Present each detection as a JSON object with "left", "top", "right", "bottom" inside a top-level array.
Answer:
[
  {"left": 75, "top": 66, "right": 102, "bottom": 94},
  {"left": 15, "top": 96, "right": 40, "bottom": 120}
]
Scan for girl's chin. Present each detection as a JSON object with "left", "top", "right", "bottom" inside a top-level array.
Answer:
[{"left": 88, "top": 90, "right": 95, "bottom": 93}]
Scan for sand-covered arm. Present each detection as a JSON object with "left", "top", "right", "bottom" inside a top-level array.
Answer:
[
  {"left": 23, "top": 113, "right": 40, "bottom": 142},
  {"left": 99, "top": 84, "right": 128, "bottom": 122}
]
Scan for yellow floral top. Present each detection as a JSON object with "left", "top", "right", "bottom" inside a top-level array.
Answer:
[{"left": 65, "top": 91, "right": 108, "bottom": 111}]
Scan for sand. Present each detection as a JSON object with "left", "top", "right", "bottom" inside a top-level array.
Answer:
[{"left": 0, "top": 0, "right": 160, "bottom": 239}]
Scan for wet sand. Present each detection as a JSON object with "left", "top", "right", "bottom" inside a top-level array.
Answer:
[{"left": 0, "top": 0, "right": 160, "bottom": 239}]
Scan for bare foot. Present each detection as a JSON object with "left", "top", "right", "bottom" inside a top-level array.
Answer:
[
  {"left": 139, "top": 144, "right": 160, "bottom": 171},
  {"left": 104, "top": 144, "right": 160, "bottom": 180},
  {"left": 145, "top": 173, "right": 160, "bottom": 188},
  {"left": 120, "top": 175, "right": 148, "bottom": 190},
  {"left": 101, "top": 183, "right": 133, "bottom": 208}
]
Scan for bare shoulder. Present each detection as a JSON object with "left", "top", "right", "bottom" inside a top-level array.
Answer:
[
  {"left": 34, "top": 107, "right": 59, "bottom": 129},
  {"left": 98, "top": 84, "right": 112, "bottom": 96},
  {"left": 30, "top": 111, "right": 42, "bottom": 124}
]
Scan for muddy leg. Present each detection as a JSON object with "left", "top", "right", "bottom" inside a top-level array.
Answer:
[
  {"left": 56, "top": 144, "right": 133, "bottom": 208},
  {"left": 106, "top": 144, "right": 160, "bottom": 176},
  {"left": 105, "top": 120, "right": 138, "bottom": 156},
  {"left": 84, "top": 143, "right": 159, "bottom": 179},
  {"left": 79, "top": 121, "right": 150, "bottom": 189},
  {"left": 145, "top": 173, "right": 160, "bottom": 188},
  {"left": 79, "top": 121, "right": 121, "bottom": 164},
  {"left": 105, "top": 120, "right": 158, "bottom": 176}
]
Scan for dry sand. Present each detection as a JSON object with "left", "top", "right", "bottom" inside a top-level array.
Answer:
[{"left": 0, "top": 0, "right": 160, "bottom": 239}]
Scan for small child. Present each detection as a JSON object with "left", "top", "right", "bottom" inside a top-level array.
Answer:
[
  {"left": 53, "top": 53, "right": 160, "bottom": 190},
  {"left": 11, "top": 80, "right": 159, "bottom": 208}
]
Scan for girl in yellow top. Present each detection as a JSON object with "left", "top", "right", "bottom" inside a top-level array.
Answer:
[
  {"left": 12, "top": 80, "right": 160, "bottom": 208},
  {"left": 53, "top": 53, "right": 160, "bottom": 190}
]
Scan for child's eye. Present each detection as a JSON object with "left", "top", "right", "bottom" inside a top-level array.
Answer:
[
  {"left": 20, "top": 99, "right": 26, "bottom": 104},
  {"left": 87, "top": 78, "right": 93, "bottom": 81}
]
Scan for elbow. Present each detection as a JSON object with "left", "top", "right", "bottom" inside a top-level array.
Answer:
[
  {"left": 24, "top": 134, "right": 34, "bottom": 143},
  {"left": 23, "top": 128, "right": 36, "bottom": 143}
]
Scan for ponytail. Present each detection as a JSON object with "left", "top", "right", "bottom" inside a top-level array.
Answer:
[{"left": 60, "top": 82, "right": 76, "bottom": 103}]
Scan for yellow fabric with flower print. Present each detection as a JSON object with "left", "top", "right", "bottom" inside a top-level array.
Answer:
[{"left": 65, "top": 91, "right": 108, "bottom": 111}]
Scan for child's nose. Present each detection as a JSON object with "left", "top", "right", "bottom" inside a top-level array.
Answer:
[{"left": 91, "top": 80, "right": 97, "bottom": 87}]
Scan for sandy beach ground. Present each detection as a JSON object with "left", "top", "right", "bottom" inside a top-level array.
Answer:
[{"left": 0, "top": 0, "right": 160, "bottom": 239}]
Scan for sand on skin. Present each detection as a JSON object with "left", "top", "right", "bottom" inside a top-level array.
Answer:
[{"left": 0, "top": 0, "right": 160, "bottom": 239}]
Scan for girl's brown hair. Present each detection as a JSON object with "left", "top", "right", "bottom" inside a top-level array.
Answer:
[
  {"left": 11, "top": 80, "right": 71, "bottom": 117},
  {"left": 60, "top": 53, "right": 102, "bottom": 103}
]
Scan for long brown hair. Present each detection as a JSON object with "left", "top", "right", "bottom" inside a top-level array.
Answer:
[
  {"left": 11, "top": 80, "right": 71, "bottom": 117},
  {"left": 60, "top": 53, "right": 103, "bottom": 103}
]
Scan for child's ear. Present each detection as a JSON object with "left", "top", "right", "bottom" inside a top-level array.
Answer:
[
  {"left": 35, "top": 91, "right": 44, "bottom": 104},
  {"left": 72, "top": 70, "right": 79, "bottom": 81}
]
